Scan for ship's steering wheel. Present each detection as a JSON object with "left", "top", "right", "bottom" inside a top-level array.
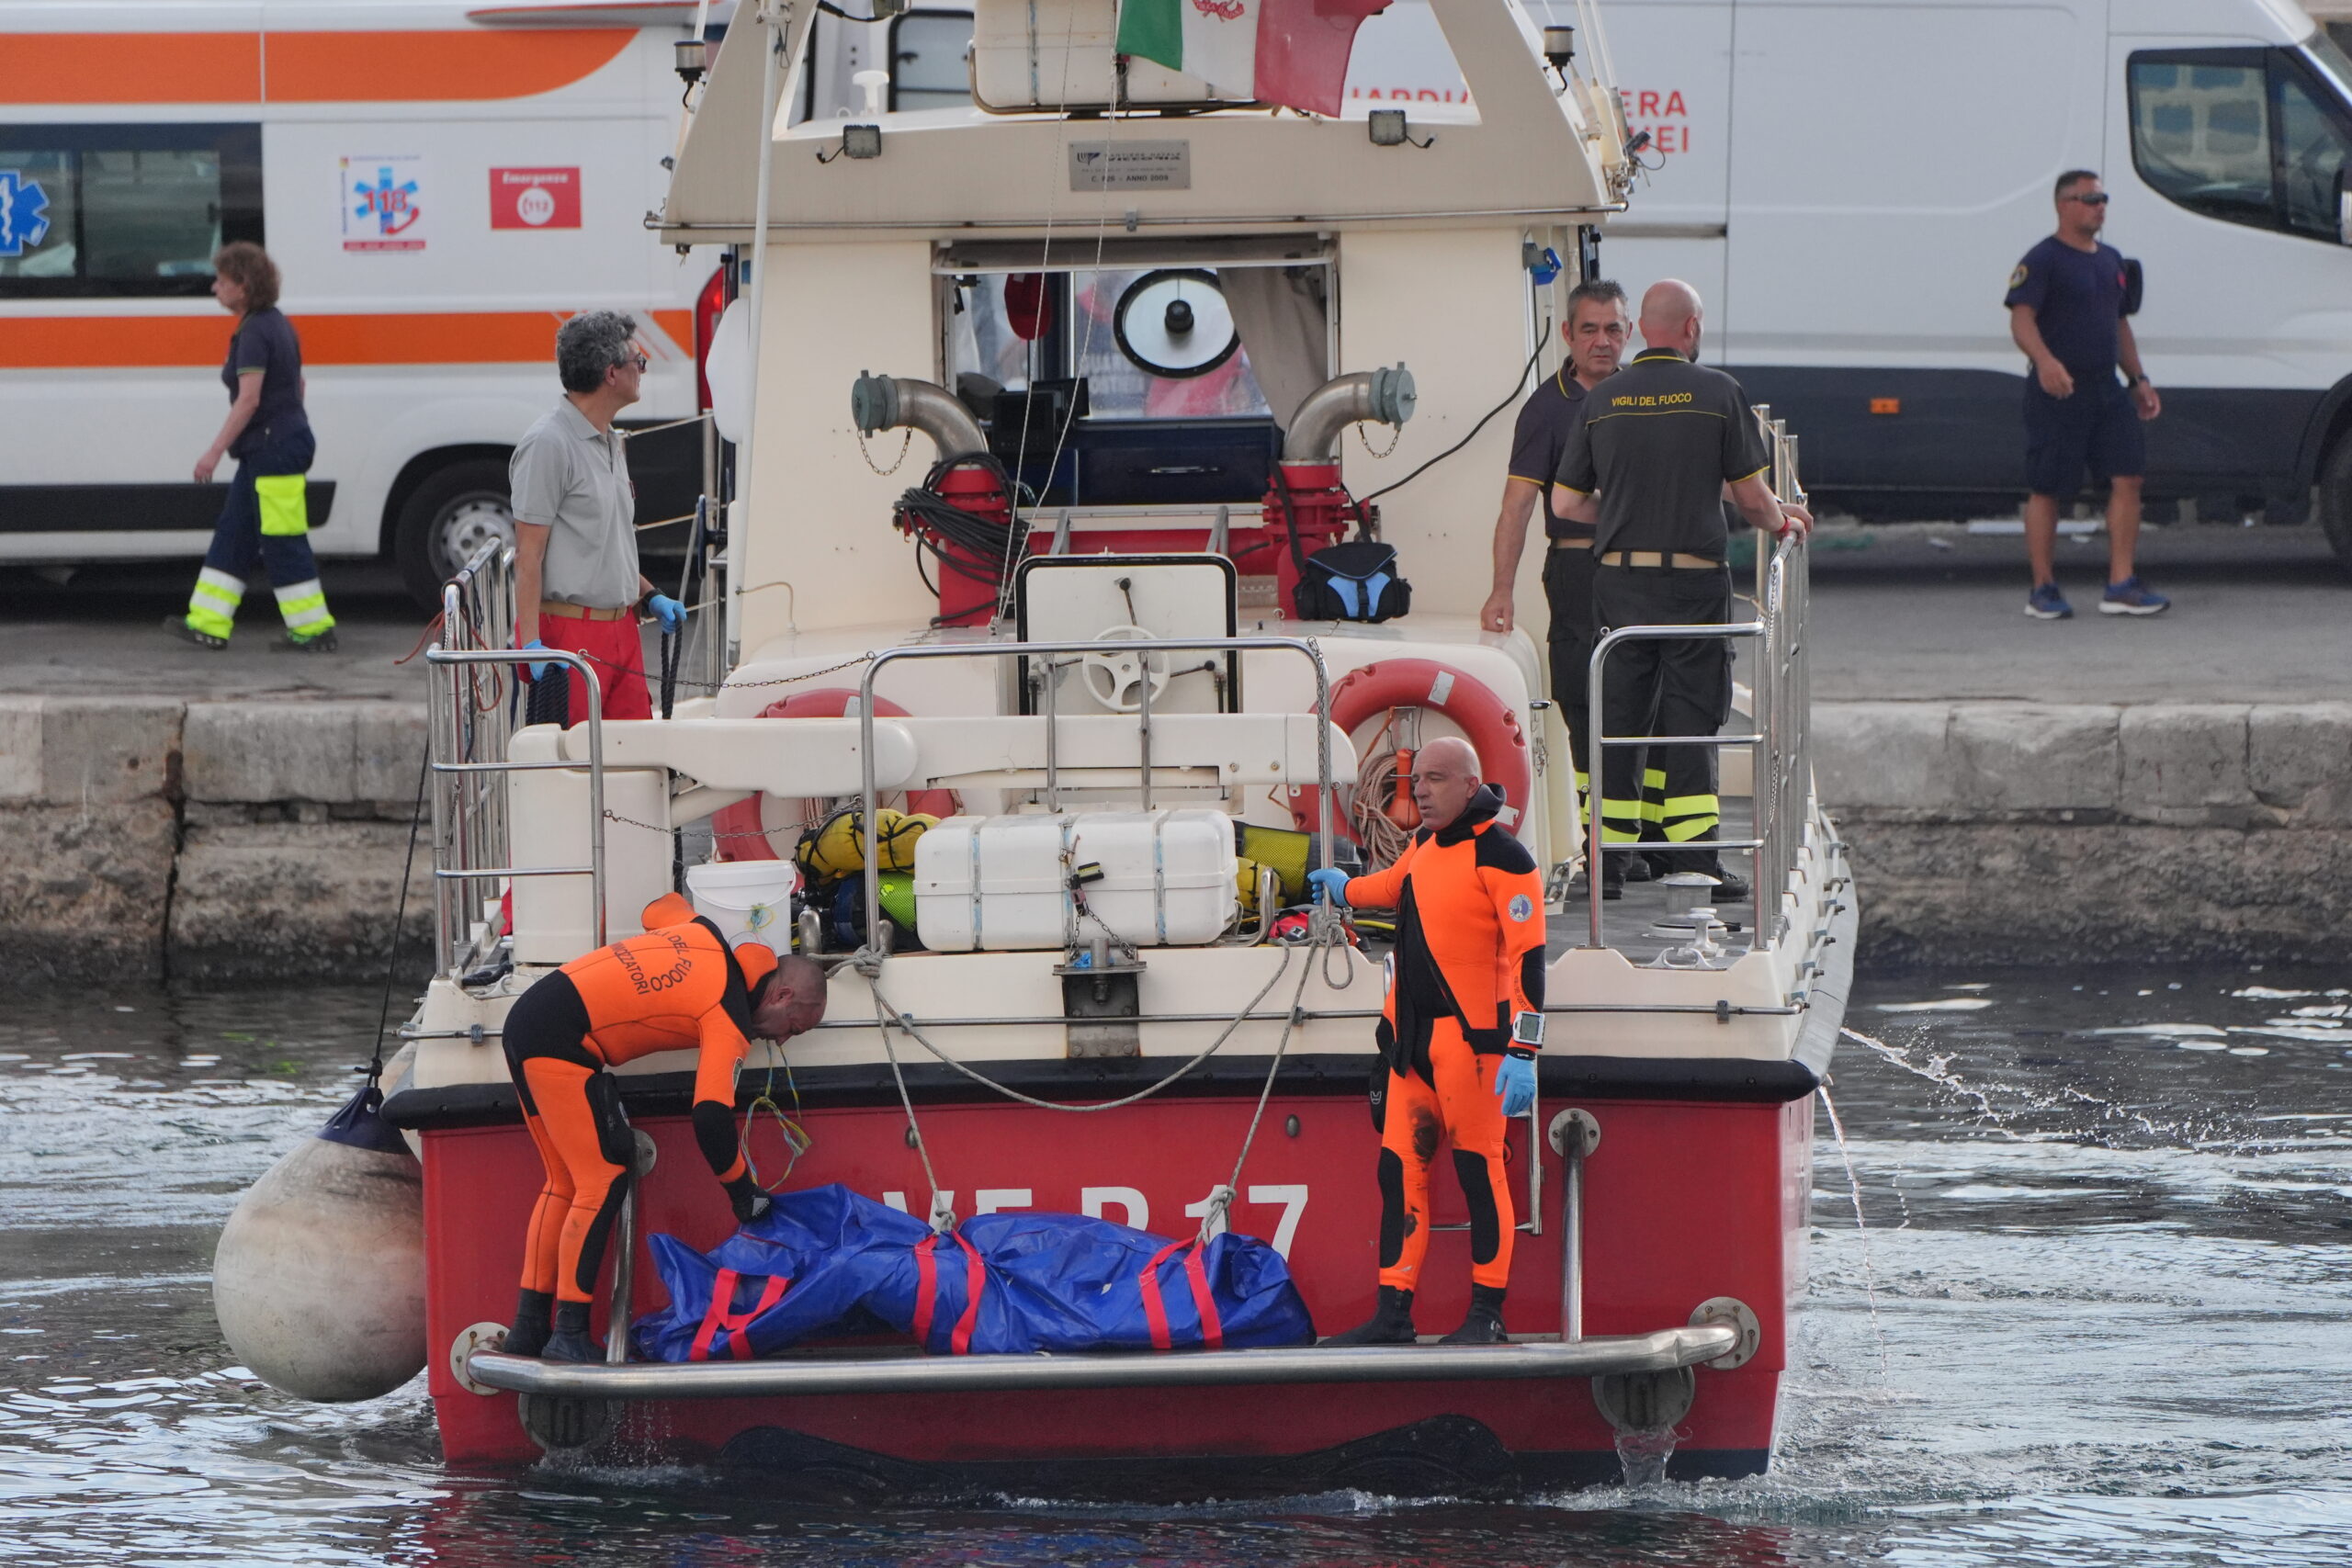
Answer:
[{"left": 1080, "top": 625, "right": 1175, "bottom": 713}]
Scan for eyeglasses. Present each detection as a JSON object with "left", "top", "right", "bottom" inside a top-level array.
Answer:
[
  {"left": 627, "top": 353, "right": 650, "bottom": 372},
  {"left": 2064, "top": 192, "right": 2109, "bottom": 206}
]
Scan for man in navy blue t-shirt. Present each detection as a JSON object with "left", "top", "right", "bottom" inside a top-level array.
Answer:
[{"left": 2004, "top": 169, "right": 2167, "bottom": 618}]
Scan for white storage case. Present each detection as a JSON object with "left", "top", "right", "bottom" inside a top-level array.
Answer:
[{"left": 914, "top": 811, "right": 1238, "bottom": 952}]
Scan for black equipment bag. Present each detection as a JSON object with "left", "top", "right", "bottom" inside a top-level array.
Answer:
[{"left": 1295, "top": 540, "right": 1411, "bottom": 624}]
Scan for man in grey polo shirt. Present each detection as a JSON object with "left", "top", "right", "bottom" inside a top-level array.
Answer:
[{"left": 512, "top": 310, "right": 684, "bottom": 721}]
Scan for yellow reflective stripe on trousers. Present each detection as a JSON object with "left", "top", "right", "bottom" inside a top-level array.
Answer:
[
  {"left": 1600, "top": 797, "right": 1643, "bottom": 843},
  {"left": 187, "top": 569, "right": 243, "bottom": 638},
  {"left": 1640, "top": 766, "right": 1667, "bottom": 823},
  {"left": 254, "top": 474, "right": 309, "bottom": 536},
  {"left": 274, "top": 579, "right": 335, "bottom": 633},
  {"left": 1660, "top": 793, "right": 1721, "bottom": 841}
]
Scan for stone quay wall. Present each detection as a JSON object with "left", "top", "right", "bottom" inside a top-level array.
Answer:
[
  {"left": 0, "top": 698, "right": 433, "bottom": 987},
  {"left": 1815, "top": 702, "right": 2352, "bottom": 966},
  {"left": 1, "top": 697, "right": 2346, "bottom": 984}
]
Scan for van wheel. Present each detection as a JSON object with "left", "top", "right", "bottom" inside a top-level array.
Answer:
[
  {"left": 394, "top": 459, "right": 516, "bottom": 611},
  {"left": 2320, "top": 437, "right": 2352, "bottom": 578}
]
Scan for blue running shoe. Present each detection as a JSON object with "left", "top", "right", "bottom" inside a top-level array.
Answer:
[
  {"left": 2025, "top": 582, "right": 2073, "bottom": 620},
  {"left": 2100, "top": 576, "right": 2170, "bottom": 615}
]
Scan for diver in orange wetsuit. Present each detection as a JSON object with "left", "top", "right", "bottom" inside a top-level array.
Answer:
[
  {"left": 1306, "top": 736, "right": 1548, "bottom": 1346},
  {"left": 500, "top": 893, "right": 828, "bottom": 1361}
]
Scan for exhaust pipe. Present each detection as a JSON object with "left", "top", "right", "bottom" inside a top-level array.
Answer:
[
  {"left": 851, "top": 373, "right": 989, "bottom": 462},
  {"left": 1283, "top": 365, "right": 1417, "bottom": 463}
]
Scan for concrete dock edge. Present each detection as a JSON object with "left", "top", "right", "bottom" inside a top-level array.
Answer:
[{"left": 2, "top": 696, "right": 2346, "bottom": 983}]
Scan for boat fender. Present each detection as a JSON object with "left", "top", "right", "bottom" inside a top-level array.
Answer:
[
  {"left": 709, "top": 689, "right": 960, "bottom": 862},
  {"left": 211, "top": 1080, "right": 426, "bottom": 1403},
  {"left": 1288, "top": 659, "right": 1532, "bottom": 847}
]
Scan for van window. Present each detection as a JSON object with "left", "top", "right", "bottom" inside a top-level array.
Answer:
[
  {"left": 2129, "top": 48, "right": 2352, "bottom": 243},
  {"left": 2277, "top": 60, "right": 2352, "bottom": 239},
  {"left": 2129, "top": 54, "right": 2273, "bottom": 228},
  {"left": 890, "top": 11, "right": 973, "bottom": 112},
  {"left": 0, "top": 124, "right": 261, "bottom": 298}
]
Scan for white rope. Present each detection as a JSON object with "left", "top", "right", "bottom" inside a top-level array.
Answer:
[
  {"left": 1198, "top": 935, "right": 1328, "bottom": 1244},
  {"left": 862, "top": 941, "right": 1299, "bottom": 1113}
]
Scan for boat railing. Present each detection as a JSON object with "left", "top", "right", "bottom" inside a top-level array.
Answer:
[
  {"left": 424, "top": 540, "right": 611, "bottom": 978},
  {"left": 852, "top": 635, "right": 1340, "bottom": 955},
  {"left": 1581, "top": 410, "right": 1811, "bottom": 954}
]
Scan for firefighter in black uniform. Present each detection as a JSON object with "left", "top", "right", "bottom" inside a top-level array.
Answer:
[
  {"left": 1550, "top": 280, "right": 1811, "bottom": 899},
  {"left": 1481, "top": 279, "right": 1633, "bottom": 815}
]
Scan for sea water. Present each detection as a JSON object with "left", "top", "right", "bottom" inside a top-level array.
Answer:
[{"left": 2, "top": 965, "right": 2347, "bottom": 1565}]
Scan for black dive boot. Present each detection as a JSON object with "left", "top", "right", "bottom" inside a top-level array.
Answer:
[
  {"left": 503, "top": 1288, "right": 554, "bottom": 1358},
  {"left": 1323, "top": 1286, "right": 1418, "bottom": 1347},
  {"left": 540, "top": 1300, "right": 605, "bottom": 1363},
  {"left": 1439, "top": 1283, "right": 1509, "bottom": 1345}
]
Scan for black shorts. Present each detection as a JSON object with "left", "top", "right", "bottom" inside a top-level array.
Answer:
[{"left": 2023, "top": 376, "right": 2143, "bottom": 496}]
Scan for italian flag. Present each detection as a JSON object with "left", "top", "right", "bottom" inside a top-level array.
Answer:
[{"left": 1116, "top": 0, "right": 1390, "bottom": 118}]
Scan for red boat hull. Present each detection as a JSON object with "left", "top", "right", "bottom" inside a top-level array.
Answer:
[{"left": 421, "top": 1086, "right": 1814, "bottom": 1485}]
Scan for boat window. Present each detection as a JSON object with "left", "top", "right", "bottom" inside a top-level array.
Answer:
[
  {"left": 890, "top": 10, "right": 974, "bottom": 112},
  {"left": 951, "top": 268, "right": 1272, "bottom": 420},
  {"left": 0, "top": 123, "right": 262, "bottom": 299}
]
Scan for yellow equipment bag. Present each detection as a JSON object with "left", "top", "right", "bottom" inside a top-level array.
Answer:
[
  {"left": 796, "top": 807, "right": 936, "bottom": 882},
  {"left": 254, "top": 474, "right": 309, "bottom": 537}
]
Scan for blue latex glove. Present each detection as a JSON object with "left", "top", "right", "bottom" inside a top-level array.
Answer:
[
  {"left": 520, "top": 638, "right": 550, "bottom": 681},
  {"left": 1495, "top": 1051, "right": 1537, "bottom": 1118},
  {"left": 1306, "top": 867, "right": 1351, "bottom": 908},
  {"left": 646, "top": 592, "right": 687, "bottom": 634}
]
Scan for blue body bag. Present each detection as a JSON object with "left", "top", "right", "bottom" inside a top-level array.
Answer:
[{"left": 632, "top": 1184, "right": 1316, "bottom": 1362}]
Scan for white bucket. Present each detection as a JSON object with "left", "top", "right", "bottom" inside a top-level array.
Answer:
[{"left": 685, "top": 859, "right": 799, "bottom": 948}]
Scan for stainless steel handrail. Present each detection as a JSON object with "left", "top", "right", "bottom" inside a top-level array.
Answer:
[
  {"left": 425, "top": 649, "right": 609, "bottom": 967},
  {"left": 424, "top": 538, "right": 611, "bottom": 976},
  {"left": 854, "top": 637, "right": 1340, "bottom": 954},
  {"left": 469, "top": 1323, "right": 1740, "bottom": 1401},
  {"left": 1579, "top": 408, "right": 1810, "bottom": 956}
]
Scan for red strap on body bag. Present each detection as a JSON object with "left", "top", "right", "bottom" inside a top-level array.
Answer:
[
  {"left": 687, "top": 1267, "right": 791, "bottom": 1362},
  {"left": 1137, "top": 1239, "right": 1227, "bottom": 1352},
  {"left": 911, "top": 1228, "right": 986, "bottom": 1354}
]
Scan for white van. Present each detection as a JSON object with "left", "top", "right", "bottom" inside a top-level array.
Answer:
[
  {"left": 857, "top": 0, "right": 2352, "bottom": 566},
  {"left": 0, "top": 0, "right": 727, "bottom": 605},
  {"left": 1363, "top": 0, "right": 2352, "bottom": 562}
]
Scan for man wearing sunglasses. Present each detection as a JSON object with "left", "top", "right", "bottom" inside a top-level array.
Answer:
[
  {"left": 2006, "top": 171, "right": 2168, "bottom": 619},
  {"left": 509, "top": 310, "right": 687, "bottom": 723}
]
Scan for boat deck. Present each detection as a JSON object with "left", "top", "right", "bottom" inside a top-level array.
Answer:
[{"left": 1556, "top": 797, "right": 1763, "bottom": 965}]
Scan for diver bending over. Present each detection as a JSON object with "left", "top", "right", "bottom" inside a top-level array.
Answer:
[
  {"left": 1309, "top": 736, "right": 1548, "bottom": 1346},
  {"left": 501, "top": 893, "right": 826, "bottom": 1360}
]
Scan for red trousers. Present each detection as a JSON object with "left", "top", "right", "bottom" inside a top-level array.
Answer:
[
  {"left": 540, "top": 612, "right": 651, "bottom": 721},
  {"left": 1377, "top": 1021, "right": 1515, "bottom": 1292}
]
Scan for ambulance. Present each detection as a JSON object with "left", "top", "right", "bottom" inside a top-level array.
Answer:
[
  {"left": 0, "top": 0, "right": 730, "bottom": 607},
  {"left": 849, "top": 0, "right": 2352, "bottom": 568}
]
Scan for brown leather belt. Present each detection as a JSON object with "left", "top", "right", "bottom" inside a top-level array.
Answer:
[
  {"left": 1548, "top": 536, "right": 1595, "bottom": 550},
  {"left": 540, "top": 600, "right": 632, "bottom": 622},
  {"left": 1600, "top": 550, "right": 1721, "bottom": 570}
]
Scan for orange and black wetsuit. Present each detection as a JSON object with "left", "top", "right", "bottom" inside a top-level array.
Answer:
[
  {"left": 502, "top": 893, "right": 775, "bottom": 1318},
  {"left": 1344, "top": 784, "right": 1546, "bottom": 1294}
]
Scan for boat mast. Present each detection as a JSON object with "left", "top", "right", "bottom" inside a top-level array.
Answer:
[{"left": 729, "top": 0, "right": 789, "bottom": 666}]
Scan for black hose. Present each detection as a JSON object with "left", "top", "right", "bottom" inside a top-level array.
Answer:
[
  {"left": 894, "top": 451, "right": 1026, "bottom": 603},
  {"left": 1358, "top": 334, "right": 1548, "bottom": 507}
]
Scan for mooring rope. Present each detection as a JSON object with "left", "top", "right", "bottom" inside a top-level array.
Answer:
[{"left": 852, "top": 921, "right": 1346, "bottom": 1237}]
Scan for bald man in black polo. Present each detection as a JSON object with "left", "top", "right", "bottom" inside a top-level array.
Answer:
[{"left": 1550, "top": 281, "right": 1810, "bottom": 900}]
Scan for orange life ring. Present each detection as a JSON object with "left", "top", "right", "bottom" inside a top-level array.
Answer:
[
  {"left": 1288, "top": 658, "right": 1532, "bottom": 846},
  {"left": 710, "top": 690, "right": 961, "bottom": 863}
]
